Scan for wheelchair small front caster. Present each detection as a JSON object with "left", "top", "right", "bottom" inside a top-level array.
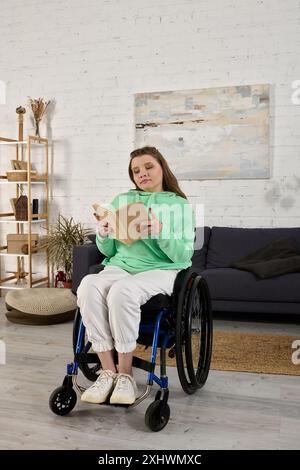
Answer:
[
  {"left": 49, "top": 385, "right": 77, "bottom": 416},
  {"left": 145, "top": 400, "right": 170, "bottom": 432}
]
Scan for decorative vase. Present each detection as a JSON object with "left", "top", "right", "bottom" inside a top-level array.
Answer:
[{"left": 35, "top": 119, "right": 41, "bottom": 138}]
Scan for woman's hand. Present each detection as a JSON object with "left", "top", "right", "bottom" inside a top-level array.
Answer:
[
  {"left": 94, "top": 213, "right": 114, "bottom": 238},
  {"left": 137, "top": 208, "right": 163, "bottom": 238}
]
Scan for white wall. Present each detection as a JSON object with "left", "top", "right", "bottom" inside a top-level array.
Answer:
[{"left": 0, "top": 0, "right": 300, "bottom": 230}]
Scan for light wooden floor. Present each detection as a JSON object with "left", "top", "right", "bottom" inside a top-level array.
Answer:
[{"left": 0, "top": 298, "right": 300, "bottom": 450}]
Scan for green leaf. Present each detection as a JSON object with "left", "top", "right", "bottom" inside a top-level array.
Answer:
[{"left": 37, "top": 214, "right": 93, "bottom": 281}]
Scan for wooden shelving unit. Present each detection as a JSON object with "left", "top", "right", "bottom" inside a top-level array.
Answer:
[{"left": 0, "top": 108, "right": 50, "bottom": 290}]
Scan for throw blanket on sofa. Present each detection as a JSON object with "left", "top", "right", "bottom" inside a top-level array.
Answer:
[{"left": 231, "top": 238, "right": 300, "bottom": 279}]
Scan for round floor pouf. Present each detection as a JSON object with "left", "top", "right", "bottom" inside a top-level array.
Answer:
[{"left": 5, "top": 288, "right": 77, "bottom": 325}]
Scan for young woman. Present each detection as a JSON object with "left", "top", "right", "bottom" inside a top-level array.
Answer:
[{"left": 77, "top": 146, "right": 195, "bottom": 405}]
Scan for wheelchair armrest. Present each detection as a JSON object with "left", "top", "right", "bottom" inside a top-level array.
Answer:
[{"left": 72, "top": 243, "right": 105, "bottom": 294}]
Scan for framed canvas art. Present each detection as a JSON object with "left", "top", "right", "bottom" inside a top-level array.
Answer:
[{"left": 135, "top": 84, "right": 270, "bottom": 179}]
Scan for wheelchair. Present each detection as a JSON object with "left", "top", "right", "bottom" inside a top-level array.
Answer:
[{"left": 49, "top": 267, "right": 213, "bottom": 432}]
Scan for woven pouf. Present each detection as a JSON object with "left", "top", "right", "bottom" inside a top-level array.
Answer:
[{"left": 5, "top": 288, "right": 77, "bottom": 325}]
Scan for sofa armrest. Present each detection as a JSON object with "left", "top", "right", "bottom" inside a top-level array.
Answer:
[{"left": 72, "top": 243, "right": 105, "bottom": 294}]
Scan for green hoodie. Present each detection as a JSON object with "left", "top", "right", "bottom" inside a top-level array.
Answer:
[{"left": 96, "top": 189, "right": 195, "bottom": 273}]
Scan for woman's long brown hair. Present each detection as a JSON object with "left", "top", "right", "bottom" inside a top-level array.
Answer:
[{"left": 128, "top": 146, "right": 187, "bottom": 199}]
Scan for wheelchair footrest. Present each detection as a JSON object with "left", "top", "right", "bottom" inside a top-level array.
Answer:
[{"left": 96, "top": 402, "right": 131, "bottom": 409}]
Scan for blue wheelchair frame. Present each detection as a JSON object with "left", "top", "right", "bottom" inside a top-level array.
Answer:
[{"left": 69, "top": 306, "right": 173, "bottom": 392}]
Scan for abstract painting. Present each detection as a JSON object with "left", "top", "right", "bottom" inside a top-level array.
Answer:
[{"left": 134, "top": 84, "right": 270, "bottom": 179}]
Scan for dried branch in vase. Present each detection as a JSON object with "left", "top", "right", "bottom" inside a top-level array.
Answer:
[{"left": 27, "top": 97, "right": 50, "bottom": 138}]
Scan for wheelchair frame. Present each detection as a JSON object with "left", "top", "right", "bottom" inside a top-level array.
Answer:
[{"left": 49, "top": 268, "right": 213, "bottom": 432}]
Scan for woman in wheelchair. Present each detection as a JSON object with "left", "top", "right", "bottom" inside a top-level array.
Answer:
[
  {"left": 77, "top": 146, "right": 195, "bottom": 405},
  {"left": 50, "top": 146, "right": 212, "bottom": 431}
]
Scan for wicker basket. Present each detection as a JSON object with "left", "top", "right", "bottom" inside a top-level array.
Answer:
[{"left": 6, "top": 170, "right": 37, "bottom": 182}]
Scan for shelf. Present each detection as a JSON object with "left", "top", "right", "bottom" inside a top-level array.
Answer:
[
  {"left": 0, "top": 279, "right": 49, "bottom": 290},
  {"left": 0, "top": 248, "right": 45, "bottom": 257},
  {"left": 0, "top": 174, "right": 47, "bottom": 182},
  {"left": 0, "top": 136, "right": 48, "bottom": 145},
  {"left": 0, "top": 180, "right": 46, "bottom": 185},
  {"left": 0, "top": 219, "right": 46, "bottom": 223},
  {"left": 0, "top": 140, "right": 27, "bottom": 145}
]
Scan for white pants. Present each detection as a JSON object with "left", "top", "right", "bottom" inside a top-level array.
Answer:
[{"left": 77, "top": 265, "right": 180, "bottom": 354}]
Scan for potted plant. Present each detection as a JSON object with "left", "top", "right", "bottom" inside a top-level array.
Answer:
[{"left": 39, "top": 214, "right": 93, "bottom": 288}]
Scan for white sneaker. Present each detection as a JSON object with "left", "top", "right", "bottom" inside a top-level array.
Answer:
[
  {"left": 81, "top": 369, "right": 117, "bottom": 404},
  {"left": 109, "top": 373, "right": 139, "bottom": 405}
]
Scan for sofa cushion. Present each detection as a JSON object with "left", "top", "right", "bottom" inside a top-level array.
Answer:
[
  {"left": 206, "top": 227, "right": 300, "bottom": 268},
  {"left": 231, "top": 238, "right": 300, "bottom": 279},
  {"left": 200, "top": 267, "right": 300, "bottom": 303}
]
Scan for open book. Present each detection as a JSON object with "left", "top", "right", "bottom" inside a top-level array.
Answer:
[{"left": 92, "top": 201, "right": 150, "bottom": 245}]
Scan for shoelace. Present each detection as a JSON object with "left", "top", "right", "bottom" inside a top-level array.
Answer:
[
  {"left": 114, "top": 374, "right": 133, "bottom": 392},
  {"left": 90, "top": 370, "right": 114, "bottom": 390}
]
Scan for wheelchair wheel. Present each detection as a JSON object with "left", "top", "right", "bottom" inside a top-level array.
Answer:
[
  {"left": 49, "top": 385, "right": 77, "bottom": 416},
  {"left": 175, "top": 273, "right": 213, "bottom": 394},
  {"left": 185, "top": 276, "right": 213, "bottom": 388},
  {"left": 145, "top": 400, "right": 170, "bottom": 432},
  {"left": 73, "top": 308, "right": 101, "bottom": 382}
]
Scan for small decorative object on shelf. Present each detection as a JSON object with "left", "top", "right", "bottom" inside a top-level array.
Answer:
[
  {"left": 15, "top": 106, "right": 26, "bottom": 140},
  {"left": 15, "top": 195, "right": 28, "bottom": 221},
  {"left": 11, "top": 160, "right": 27, "bottom": 170},
  {"left": 27, "top": 97, "right": 50, "bottom": 138},
  {"left": 6, "top": 170, "right": 37, "bottom": 181},
  {"left": 7, "top": 159, "right": 36, "bottom": 181},
  {"left": 7, "top": 233, "right": 39, "bottom": 254},
  {"left": 32, "top": 199, "right": 38, "bottom": 220}
]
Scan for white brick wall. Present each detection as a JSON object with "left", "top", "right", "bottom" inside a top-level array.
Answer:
[{"left": 0, "top": 0, "right": 300, "bottom": 232}]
